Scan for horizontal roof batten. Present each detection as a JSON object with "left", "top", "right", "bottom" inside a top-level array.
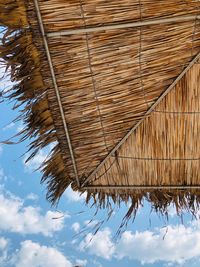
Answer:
[
  {"left": 83, "top": 185, "right": 200, "bottom": 190},
  {"left": 47, "top": 15, "right": 200, "bottom": 37}
]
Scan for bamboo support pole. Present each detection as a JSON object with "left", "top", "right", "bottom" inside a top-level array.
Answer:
[
  {"left": 47, "top": 15, "right": 200, "bottom": 37},
  {"left": 33, "top": 0, "right": 80, "bottom": 187}
]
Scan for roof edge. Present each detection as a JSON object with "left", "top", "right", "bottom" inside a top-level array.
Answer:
[{"left": 0, "top": 0, "right": 72, "bottom": 204}]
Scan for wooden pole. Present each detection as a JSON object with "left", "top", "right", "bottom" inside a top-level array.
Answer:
[
  {"left": 47, "top": 15, "right": 200, "bottom": 37},
  {"left": 33, "top": 0, "right": 80, "bottom": 187}
]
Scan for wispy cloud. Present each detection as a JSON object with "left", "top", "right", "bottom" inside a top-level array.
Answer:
[
  {"left": 71, "top": 222, "right": 81, "bottom": 234},
  {"left": 26, "top": 193, "right": 39, "bottom": 201},
  {"left": 2, "top": 122, "right": 15, "bottom": 131},
  {"left": 84, "top": 220, "right": 99, "bottom": 228}
]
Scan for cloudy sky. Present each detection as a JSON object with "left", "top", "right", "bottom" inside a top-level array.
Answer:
[{"left": 0, "top": 69, "right": 200, "bottom": 267}]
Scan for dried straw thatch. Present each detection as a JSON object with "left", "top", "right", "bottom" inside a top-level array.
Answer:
[{"left": 1, "top": 0, "right": 200, "bottom": 220}]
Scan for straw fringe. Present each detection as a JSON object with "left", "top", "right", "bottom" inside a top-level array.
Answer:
[
  {"left": 85, "top": 189, "right": 200, "bottom": 234},
  {"left": 0, "top": 0, "right": 71, "bottom": 204},
  {"left": 0, "top": 0, "right": 28, "bottom": 28}
]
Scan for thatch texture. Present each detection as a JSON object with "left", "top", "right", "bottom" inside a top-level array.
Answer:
[
  {"left": 1, "top": 0, "right": 200, "bottom": 218},
  {"left": 30, "top": 1, "right": 200, "bottom": 184},
  {"left": 90, "top": 63, "right": 200, "bottom": 187},
  {"left": 85, "top": 62, "right": 200, "bottom": 223},
  {"left": 38, "top": 0, "right": 199, "bottom": 31}
]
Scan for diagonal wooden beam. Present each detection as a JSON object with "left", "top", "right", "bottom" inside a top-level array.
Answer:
[
  {"left": 47, "top": 15, "right": 200, "bottom": 37},
  {"left": 82, "top": 51, "right": 200, "bottom": 187},
  {"left": 34, "top": 0, "right": 80, "bottom": 187}
]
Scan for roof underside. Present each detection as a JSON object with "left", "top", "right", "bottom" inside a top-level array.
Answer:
[
  {"left": 89, "top": 62, "right": 200, "bottom": 189},
  {"left": 1, "top": 0, "right": 200, "bottom": 205}
]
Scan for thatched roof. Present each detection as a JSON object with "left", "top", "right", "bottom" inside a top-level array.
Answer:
[{"left": 1, "top": 0, "right": 200, "bottom": 218}]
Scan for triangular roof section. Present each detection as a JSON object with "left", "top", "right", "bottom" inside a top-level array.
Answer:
[{"left": 85, "top": 61, "right": 200, "bottom": 189}]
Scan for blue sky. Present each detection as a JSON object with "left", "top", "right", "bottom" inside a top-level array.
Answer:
[{"left": 0, "top": 69, "right": 200, "bottom": 267}]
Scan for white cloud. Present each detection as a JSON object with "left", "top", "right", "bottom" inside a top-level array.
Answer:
[
  {"left": 79, "top": 228, "right": 115, "bottom": 260},
  {"left": 26, "top": 193, "right": 38, "bottom": 201},
  {"left": 0, "top": 191, "right": 67, "bottom": 236},
  {"left": 115, "top": 225, "right": 200, "bottom": 264},
  {"left": 167, "top": 205, "right": 178, "bottom": 218},
  {"left": 0, "top": 237, "right": 74, "bottom": 267},
  {"left": 14, "top": 240, "right": 73, "bottom": 267},
  {"left": 64, "top": 186, "right": 86, "bottom": 202},
  {"left": 72, "top": 222, "right": 81, "bottom": 233},
  {"left": 75, "top": 259, "right": 87, "bottom": 266},
  {"left": 79, "top": 222, "right": 200, "bottom": 264}
]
